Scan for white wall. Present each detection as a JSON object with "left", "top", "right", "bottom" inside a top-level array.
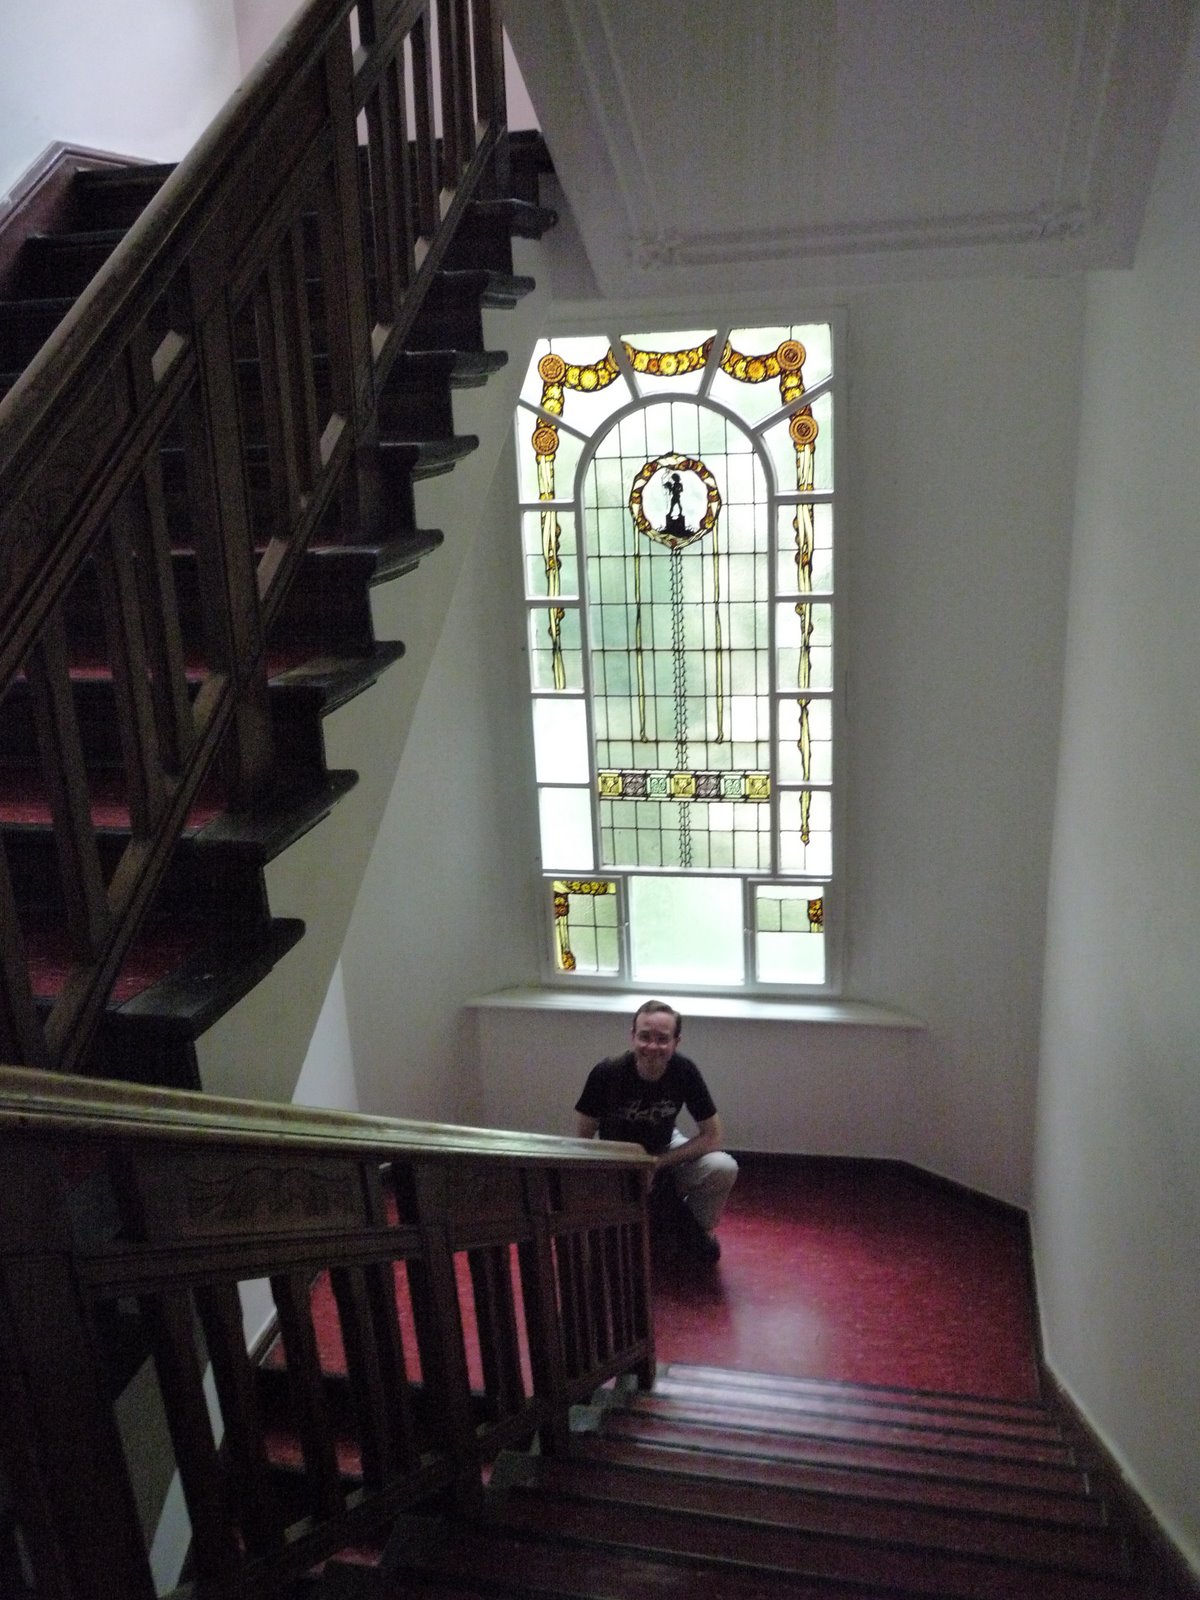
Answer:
[
  {"left": 0, "top": 0, "right": 242, "bottom": 195},
  {"left": 1032, "top": 18, "right": 1200, "bottom": 1572}
]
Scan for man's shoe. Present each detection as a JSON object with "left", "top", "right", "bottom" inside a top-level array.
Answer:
[
  {"left": 677, "top": 1202, "right": 721, "bottom": 1262},
  {"left": 691, "top": 1228, "right": 721, "bottom": 1263}
]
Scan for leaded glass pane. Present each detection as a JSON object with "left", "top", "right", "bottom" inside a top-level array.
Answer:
[
  {"left": 777, "top": 695, "right": 833, "bottom": 785},
  {"left": 628, "top": 875, "right": 745, "bottom": 985},
  {"left": 523, "top": 508, "right": 578, "bottom": 600},
  {"left": 775, "top": 602, "right": 833, "bottom": 692},
  {"left": 527, "top": 605, "right": 582, "bottom": 692},
  {"left": 755, "top": 884, "right": 826, "bottom": 984},
  {"left": 551, "top": 879, "right": 619, "bottom": 975},
  {"left": 532, "top": 697, "right": 589, "bottom": 784},
  {"left": 779, "top": 788, "right": 832, "bottom": 876},
  {"left": 776, "top": 502, "right": 834, "bottom": 596},
  {"left": 539, "top": 788, "right": 594, "bottom": 871}
]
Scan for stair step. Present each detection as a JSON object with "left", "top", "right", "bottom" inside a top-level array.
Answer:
[
  {"left": 380, "top": 1512, "right": 862, "bottom": 1600},
  {"left": 649, "top": 1373, "right": 1065, "bottom": 1443},
  {"left": 495, "top": 1451, "right": 1126, "bottom": 1576},
  {"left": 12, "top": 228, "right": 129, "bottom": 296},
  {"left": 0, "top": 293, "right": 77, "bottom": 364},
  {"left": 621, "top": 1392, "right": 1077, "bottom": 1465},
  {"left": 661, "top": 1363, "right": 1053, "bottom": 1423},
  {"left": 574, "top": 1433, "right": 1108, "bottom": 1527},
  {"left": 491, "top": 1483, "right": 1139, "bottom": 1600},
  {"left": 69, "top": 163, "right": 175, "bottom": 229},
  {"left": 600, "top": 1409, "right": 1089, "bottom": 1495}
]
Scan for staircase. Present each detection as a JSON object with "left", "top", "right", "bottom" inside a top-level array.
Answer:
[
  {"left": 308, "top": 1362, "right": 1165, "bottom": 1600},
  {"left": 0, "top": 0, "right": 554, "bottom": 1089}
]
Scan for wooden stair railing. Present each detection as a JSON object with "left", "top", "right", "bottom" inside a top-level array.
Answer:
[
  {"left": 0, "top": 1063, "right": 655, "bottom": 1600},
  {"left": 0, "top": 0, "right": 510, "bottom": 1075}
]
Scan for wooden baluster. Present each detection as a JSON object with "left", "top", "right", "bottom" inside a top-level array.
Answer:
[
  {"left": 141, "top": 1287, "right": 243, "bottom": 1584},
  {"left": 405, "top": 1165, "right": 482, "bottom": 1509},
  {"left": 410, "top": 9, "right": 440, "bottom": 238},
  {"left": 321, "top": 23, "right": 377, "bottom": 542},
  {"left": 0, "top": 1143, "right": 156, "bottom": 1600},
  {"left": 363, "top": 1166, "right": 420, "bottom": 1468},
  {"left": 469, "top": 0, "right": 509, "bottom": 195},
  {"left": 436, "top": 0, "right": 463, "bottom": 188},
  {"left": 193, "top": 1281, "right": 285, "bottom": 1557},
  {"left": 176, "top": 346, "right": 274, "bottom": 805},
  {"left": 516, "top": 1171, "right": 571, "bottom": 1453},
  {"left": 588, "top": 1224, "right": 616, "bottom": 1364},
  {"left": 452, "top": 0, "right": 476, "bottom": 174},
  {"left": 467, "top": 1243, "right": 525, "bottom": 1421},
  {"left": 0, "top": 844, "right": 47, "bottom": 1068},
  {"left": 24, "top": 608, "right": 111, "bottom": 958},
  {"left": 249, "top": 266, "right": 301, "bottom": 543},
  {"left": 123, "top": 458, "right": 195, "bottom": 777},
  {"left": 362, "top": 50, "right": 416, "bottom": 335},
  {"left": 269, "top": 1271, "right": 345, "bottom": 1520},
  {"left": 329, "top": 1262, "right": 395, "bottom": 1489},
  {"left": 92, "top": 520, "right": 169, "bottom": 837}
]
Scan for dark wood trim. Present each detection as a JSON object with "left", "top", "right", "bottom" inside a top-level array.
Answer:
[
  {"left": 0, "top": 143, "right": 145, "bottom": 294},
  {"left": 1042, "top": 1367, "right": 1200, "bottom": 1599}
]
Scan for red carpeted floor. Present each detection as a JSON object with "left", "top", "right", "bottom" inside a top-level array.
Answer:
[{"left": 653, "top": 1156, "right": 1041, "bottom": 1401}]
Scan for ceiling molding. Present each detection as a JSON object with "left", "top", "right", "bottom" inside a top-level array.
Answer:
[{"left": 504, "top": 0, "right": 1196, "bottom": 296}]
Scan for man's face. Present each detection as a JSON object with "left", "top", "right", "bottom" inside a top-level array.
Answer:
[{"left": 631, "top": 1010, "right": 679, "bottom": 1080}]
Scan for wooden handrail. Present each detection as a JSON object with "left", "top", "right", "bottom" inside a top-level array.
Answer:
[
  {"left": 0, "top": 1062, "right": 653, "bottom": 1166},
  {"left": 0, "top": 0, "right": 509, "bottom": 1074},
  {"left": 0, "top": 1067, "right": 655, "bottom": 1599}
]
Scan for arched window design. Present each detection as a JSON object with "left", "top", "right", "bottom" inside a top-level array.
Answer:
[{"left": 515, "top": 324, "right": 836, "bottom": 991}]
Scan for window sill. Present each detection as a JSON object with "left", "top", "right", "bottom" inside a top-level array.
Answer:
[{"left": 466, "top": 986, "right": 924, "bottom": 1031}]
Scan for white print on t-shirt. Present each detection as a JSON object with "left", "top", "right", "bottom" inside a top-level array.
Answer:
[{"left": 616, "top": 1099, "right": 679, "bottom": 1124}]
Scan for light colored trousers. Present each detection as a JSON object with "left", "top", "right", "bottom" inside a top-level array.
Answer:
[{"left": 668, "top": 1129, "right": 738, "bottom": 1231}]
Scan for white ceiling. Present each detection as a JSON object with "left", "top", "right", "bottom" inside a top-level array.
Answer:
[{"left": 502, "top": 0, "right": 1196, "bottom": 298}]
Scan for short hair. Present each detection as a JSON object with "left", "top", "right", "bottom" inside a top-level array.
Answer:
[{"left": 631, "top": 999, "right": 682, "bottom": 1038}]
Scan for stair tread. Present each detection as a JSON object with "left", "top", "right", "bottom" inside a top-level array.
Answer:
[
  {"left": 600, "top": 1410, "right": 1089, "bottom": 1494},
  {"left": 497, "top": 1452, "right": 1124, "bottom": 1575},
  {"left": 380, "top": 1513, "right": 875, "bottom": 1600},
  {"left": 621, "top": 1392, "right": 1077, "bottom": 1465},
  {"left": 574, "top": 1434, "right": 1109, "bottom": 1526},
  {"left": 649, "top": 1374, "right": 1065, "bottom": 1442},
  {"left": 491, "top": 1486, "right": 1139, "bottom": 1600},
  {"left": 660, "top": 1363, "right": 1052, "bottom": 1420}
]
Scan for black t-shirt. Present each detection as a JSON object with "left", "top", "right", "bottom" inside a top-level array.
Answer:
[{"left": 575, "top": 1051, "right": 718, "bottom": 1156}]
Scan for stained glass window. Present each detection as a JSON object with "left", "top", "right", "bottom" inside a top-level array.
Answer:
[{"left": 515, "top": 323, "right": 837, "bottom": 990}]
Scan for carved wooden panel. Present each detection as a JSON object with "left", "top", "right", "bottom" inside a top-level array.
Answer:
[{"left": 120, "top": 1147, "right": 365, "bottom": 1241}]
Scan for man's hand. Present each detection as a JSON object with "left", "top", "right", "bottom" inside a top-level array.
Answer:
[{"left": 653, "top": 1113, "right": 724, "bottom": 1171}]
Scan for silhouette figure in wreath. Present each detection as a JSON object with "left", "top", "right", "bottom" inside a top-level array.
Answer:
[{"left": 664, "top": 471, "right": 686, "bottom": 537}]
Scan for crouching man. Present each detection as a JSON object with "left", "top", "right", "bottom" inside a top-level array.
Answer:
[{"left": 574, "top": 999, "right": 738, "bottom": 1262}]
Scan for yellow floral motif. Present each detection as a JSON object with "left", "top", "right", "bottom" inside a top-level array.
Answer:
[
  {"left": 808, "top": 897, "right": 824, "bottom": 931},
  {"left": 624, "top": 339, "right": 713, "bottom": 376},
  {"left": 553, "top": 880, "right": 616, "bottom": 897},
  {"left": 598, "top": 772, "right": 624, "bottom": 797},
  {"left": 746, "top": 774, "right": 771, "bottom": 801},
  {"left": 670, "top": 772, "right": 696, "bottom": 799}
]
